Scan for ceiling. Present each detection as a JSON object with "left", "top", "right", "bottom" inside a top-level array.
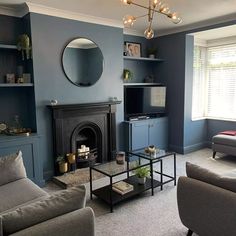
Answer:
[
  {"left": 0, "top": 0, "right": 236, "bottom": 36},
  {"left": 193, "top": 25, "right": 236, "bottom": 41}
]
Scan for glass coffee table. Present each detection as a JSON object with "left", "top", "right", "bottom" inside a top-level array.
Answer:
[
  {"left": 90, "top": 149, "right": 176, "bottom": 212},
  {"left": 129, "top": 148, "right": 176, "bottom": 195}
]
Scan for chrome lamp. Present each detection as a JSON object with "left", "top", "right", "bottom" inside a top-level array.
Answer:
[{"left": 121, "top": 0, "right": 182, "bottom": 39}]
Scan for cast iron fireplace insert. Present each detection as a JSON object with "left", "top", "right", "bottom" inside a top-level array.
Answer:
[{"left": 48, "top": 101, "right": 121, "bottom": 174}]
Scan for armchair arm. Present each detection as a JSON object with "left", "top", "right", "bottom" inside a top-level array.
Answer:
[
  {"left": 177, "top": 176, "right": 236, "bottom": 236},
  {"left": 10, "top": 207, "right": 95, "bottom": 236}
]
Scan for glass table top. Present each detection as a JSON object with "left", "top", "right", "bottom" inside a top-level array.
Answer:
[
  {"left": 91, "top": 154, "right": 148, "bottom": 177},
  {"left": 130, "top": 148, "right": 175, "bottom": 160}
]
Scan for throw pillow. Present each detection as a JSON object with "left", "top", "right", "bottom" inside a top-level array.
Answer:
[
  {"left": 186, "top": 162, "right": 236, "bottom": 193},
  {"left": 0, "top": 151, "right": 26, "bottom": 186},
  {"left": 2, "top": 185, "right": 86, "bottom": 235}
]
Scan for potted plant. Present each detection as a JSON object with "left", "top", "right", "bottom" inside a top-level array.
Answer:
[
  {"left": 123, "top": 69, "right": 133, "bottom": 81},
  {"left": 56, "top": 155, "right": 68, "bottom": 174},
  {"left": 133, "top": 166, "right": 150, "bottom": 184},
  {"left": 147, "top": 47, "right": 157, "bottom": 58},
  {"left": 17, "top": 34, "right": 32, "bottom": 60}
]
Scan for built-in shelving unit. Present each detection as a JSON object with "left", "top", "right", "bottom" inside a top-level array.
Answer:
[
  {"left": 0, "top": 83, "right": 34, "bottom": 87},
  {"left": 0, "top": 38, "right": 36, "bottom": 133},
  {"left": 123, "top": 56, "right": 164, "bottom": 62}
]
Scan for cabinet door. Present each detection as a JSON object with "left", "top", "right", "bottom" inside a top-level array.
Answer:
[
  {"left": 149, "top": 118, "right": 168, "bottom": 149},
  {"left": 131, "top": 122, "right": 149, "bottom": 150}
]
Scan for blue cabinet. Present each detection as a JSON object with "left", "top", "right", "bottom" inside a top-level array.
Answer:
[
  {"left": 0, "top": 134, "right": 45, "bottom": 187},
  {"left": 124, "top": 117, "right": 168, "bottom": 151}
]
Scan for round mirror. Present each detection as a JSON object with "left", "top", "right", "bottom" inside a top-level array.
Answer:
[{"left": 62, "top": 38, "right": 104, "bottom": 86}]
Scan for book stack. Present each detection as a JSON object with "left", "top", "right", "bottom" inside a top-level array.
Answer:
[{"left": 112, "top": 181, "right": 134, "bottom": 195}]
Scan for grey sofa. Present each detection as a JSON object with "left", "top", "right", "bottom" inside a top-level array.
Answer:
[
  {"left": 177, "top": 162, "right": 236, "bottom": 236},
  {"left": 0, "top": 151, "right": 95, "bottom": 236},
  {"left": 212, "top": 134, "right": 236, "bottom": 158}
]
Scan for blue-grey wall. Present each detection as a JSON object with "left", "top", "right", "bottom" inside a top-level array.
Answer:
[
  {"left": 207, "top": 120, "right": 236, "bottom": 142},
  {"left": 152, "top": 33, "right": 186, "bottom": 152},
  {"left": 183, "top": 35, "right": 207, "bottom": 153},
  {"left": 29, "top": 13, "right": 123, "bottom": 179},
  {"left": 152, "top": 20, "right": 236, "bottom": 153}
]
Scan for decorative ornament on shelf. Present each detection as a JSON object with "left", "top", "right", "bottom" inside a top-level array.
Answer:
[
  {"left": 6, "top": 115, "right": 31, "bottom": 136},
  {"left": 144, "top": 145, "right": 160, "bottom": 155},
  {"left": 121, "top": 0, "right": 182, "bottom": 39},
  {"left": 123, "top": 69, "right": 133, "bottom": 81},
  {"left": 50, "top": 99, "right": 58, "bottom": 105},
  {"left": 0, "top": 123, "right": 7, "bottom": 133},
  {"left": 147, "top": 47, "right": 157, "bottom": 58},
  {"left": 17, "top": 34, "right": 32, "bottom": 60}
]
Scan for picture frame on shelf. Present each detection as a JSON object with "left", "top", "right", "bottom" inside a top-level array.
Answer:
[
  {"left": 5, "top": 74, "right": 15, "bottom": 83},
  {"left": 124, "top": 42, "right": 141, "bottom": 57}
]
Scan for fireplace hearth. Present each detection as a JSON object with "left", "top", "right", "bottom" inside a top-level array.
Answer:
[{"left": 49, "top": 101, "right": 120, "bottom": 174}]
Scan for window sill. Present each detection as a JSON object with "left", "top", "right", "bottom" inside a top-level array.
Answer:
[
  {"left": 206, "top": 117, "right": 236, "bottom": 122},
  {"left": 192, "top": 117, "right": 236, "bottom": 122},
  {"left": 192, "top": 117, "right": 207, "bottom": 121}
]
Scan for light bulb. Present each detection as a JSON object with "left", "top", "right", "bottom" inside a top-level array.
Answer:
[
  {"left": 169, "top": 12, "right": 182, "bottom": 24},
  {"left": 121, "top": 0, "right": 132, "bottom": 4},
  {"left": 123, "top": 15, "right": 136, "bottom": 27},
  {"left": 144, "top": 28, "right": 154, "bottom": 39},
  {"left": 159, "top": 3, "right": 170, "bottom": 14},
  {"left": 152, "top": 0, "right": 162, "bottom": 8}
]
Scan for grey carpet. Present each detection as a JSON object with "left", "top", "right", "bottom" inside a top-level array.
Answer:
[{"left": 45, "top": 148, "right": 236, "bottom": 236}]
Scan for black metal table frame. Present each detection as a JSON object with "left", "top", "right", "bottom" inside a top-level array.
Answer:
[
  {"left": 89, "top": 150, "right": 176, "bottom": 212},
  {"left": 128, "top": 150, "right": 176, "bottom": 196},
  {"left": 89, "top": 157, "right": 151, "bottom": 212}
]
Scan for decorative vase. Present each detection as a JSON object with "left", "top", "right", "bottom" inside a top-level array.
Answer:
[
  {"left": 137, "top": 177, "right": 146, "bottom": 185},
  {"left": 67, "top": 153, "right": 76, "bottom": 164},
  {"left": 59, "top": 162, "right": 68, "bottom": 174},
  {"left": 116, "top": 151, "right": 125, "bottom": 164},
  {"left": 149, "top": 54, "right": 155, "bottom": 59}
]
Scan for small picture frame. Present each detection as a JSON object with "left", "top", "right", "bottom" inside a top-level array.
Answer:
[
  {"left": 5, "top": 74, "right": 15, "bottom": 83},
  {"left": 124, "top": 42, "right": 141, "bottom": 57}
]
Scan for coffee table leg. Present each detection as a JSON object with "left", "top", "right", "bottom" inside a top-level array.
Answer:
[
  {"left": 90, "top": 167, "right": 93, "bottom": 200},
  {"left": 110, "top": 177, "right": 113, "bottom": 213},
  {"left": 174, "top": 153, "right": 176, "bottom": 186},
  {"left": 160, "top": 160, "right": 163, "bottom": 190},
  {"left": 150, "top": 160, "right": 154, "bottom": 196}
]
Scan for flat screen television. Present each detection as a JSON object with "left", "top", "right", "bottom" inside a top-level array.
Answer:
[{"left": 124, "top": 85, "right": 166, "bottom": 120}]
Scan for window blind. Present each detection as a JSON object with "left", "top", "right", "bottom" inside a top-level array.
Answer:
[{"left": 207, "top": 44, "right": 236, "bottom": 120}]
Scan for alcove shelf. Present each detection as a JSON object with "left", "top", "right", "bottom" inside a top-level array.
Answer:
[
  {"left": 123, "top": 83, "right": 162, "bottom": 86},
  {"left": 0, "top": 44, "right": 17, "bottom": 50},
  {"left": 0, "top": 83, "right": 34, "bottom": 87},
  {"left": 123, "top": 56, "right": 164, "bottom": 62}
]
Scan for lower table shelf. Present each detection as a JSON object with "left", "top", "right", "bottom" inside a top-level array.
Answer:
[{"left": 92, "top": 175, "right": 161, "bottom": 205}]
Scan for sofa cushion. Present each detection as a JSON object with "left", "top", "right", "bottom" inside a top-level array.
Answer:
[
  {"left": 0, "top": 151, "right": 26, "bottom": 186},
  {"left": 2, "top": 185, "right": 86, "bottom": 235},
  {"left": 0, "top": 178, "right": 48, "bottom": 214},
  {"left": 213, "top": 134, "right": 236, "bottom": 146},
  {"left": 186, "top": 162, "right": 236, "bottom": 193}
]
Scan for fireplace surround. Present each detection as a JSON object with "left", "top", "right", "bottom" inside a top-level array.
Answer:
[{"left": 49, "top": 101, "right": 120, "bottom": 173}]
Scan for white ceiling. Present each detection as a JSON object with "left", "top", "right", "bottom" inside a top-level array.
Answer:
[
  {"left": 193, "top": 25, "right": 236, "bottom": 41},
  {"left": 0, "top": 0, "right": 236, "bottom": 36}
]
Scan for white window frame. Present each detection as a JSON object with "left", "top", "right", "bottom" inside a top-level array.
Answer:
[{"left": 192, "top": 40, "right": 236, "bottom": 122}]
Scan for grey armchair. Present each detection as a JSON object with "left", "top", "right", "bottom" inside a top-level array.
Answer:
[{"left": 177, "top": 162, "right": 236, "bottom": 236}]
